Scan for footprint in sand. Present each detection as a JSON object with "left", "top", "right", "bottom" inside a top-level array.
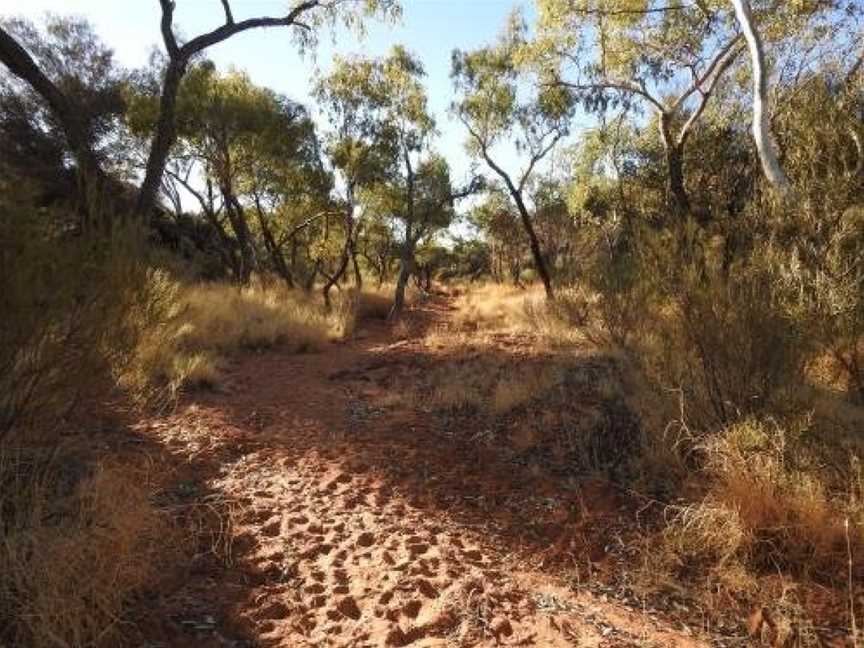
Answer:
[
  {"left": 336, "top": 596, "right": 362, "bottom": 620},
  {"left": 356, "top": 531, "right": 375, "bottom": 547}
]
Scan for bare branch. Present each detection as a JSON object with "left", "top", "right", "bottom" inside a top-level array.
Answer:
[
  {"left": 158, "top": 0, "right": 180, "bottom": 58},
  {"left": 180, "top": 0, "right": 321, "bottom": 59},
  {"left": 277, "top": 211, "right": 337, "bottom": 247},
  {"left": 519, "top": 129, "right": 565, "bottom": 191},
  {"left": 670, "top": 35, "right": 743, "bottom": 114},
  {"left": 553, "top": 78, "right": 666, "bottom": 113},
  {"left": 219, "top": 0, "right": 235, "bottom": 25},
  {"left": 569, "top": 4, "right": 690, "bottom": 17},
  {"left": 676, "top": 41, "right": 745, "bottom": 145}
]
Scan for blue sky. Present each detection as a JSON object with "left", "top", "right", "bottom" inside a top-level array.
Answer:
[{"left": 3, "top": 0, "right": 541, "bottom": 186}]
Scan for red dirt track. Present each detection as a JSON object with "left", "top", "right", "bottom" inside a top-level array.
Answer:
[{"left": 135, "top": 292, "right": 710, "bottom": 647}]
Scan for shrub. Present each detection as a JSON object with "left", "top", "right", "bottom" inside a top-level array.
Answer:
[
  {"left": 587, "top": 221, "right": 805, "bottom": 429},
  {"left": 0, "top": 199, "right": 180, "bottom": 436},
  {"left": 663, "top": 419, "right": 864, "bottom": 580},
  {"left": 0, "top": 449, "right": 186, "bottom": 647}
]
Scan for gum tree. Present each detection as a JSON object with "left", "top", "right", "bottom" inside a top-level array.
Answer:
[
  {"left": 531, "top": 0, "right": 745, "bottom": 219},
  {"left": 135, "top": 0, "right": 399, "bottom": 218},
  {"left": 319, "top": 46, "right": 477, "bottom": 315},
  {"left": 452, "top": 12, "right": 572, "bottom": 300}
]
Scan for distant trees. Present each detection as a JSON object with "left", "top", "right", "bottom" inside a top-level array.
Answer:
[
  {"left": 319, "top": 46, "right": 477, "bottom": 315},
  {"left": 452, "top": 11, "right": 572, "bottom": 300}
]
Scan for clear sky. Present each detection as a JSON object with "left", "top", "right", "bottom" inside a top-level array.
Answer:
[{"left": 3, "top": 0, "right": 540, "bottom": 186}]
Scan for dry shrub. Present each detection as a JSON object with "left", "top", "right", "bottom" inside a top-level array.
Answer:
[
  {"left": 356, "top": 285, "right": 395, "bottom": 321},
  {"left": 521, "top": 286, "right": 593, "bottom": 348},
  {"left": 587, "top": 222, "right": 805, "bottom": 429},
  {"left": 0, "top": 448, "right": 186, "bottom": 647},
  {"left": 451, "top": 283, "right": 540, "bottom": 332},
  {"left": 663, "top": 419, "right": 864, "bottom": 580},
  {"left": 448, "top": 282, "right": 591, "bottom": 351},
  {"left": 330, "top": 289, "right": 360, "bottom": 339},
  {"left": 430, "top": 380, "right": 487, "bottom": 412},
  {"left": 424, "top": 360, "right": 491, "bottom": 412},
  {"left": 0, "top": 200, "right": 185, "bottom": 434},
  {"left": 653, "top": 268, "right": 803, "bottom": 427}
]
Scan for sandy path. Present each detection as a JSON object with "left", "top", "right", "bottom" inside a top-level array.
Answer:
[{"left": 137, "top": 293, "right": 712, "bottom": 647}]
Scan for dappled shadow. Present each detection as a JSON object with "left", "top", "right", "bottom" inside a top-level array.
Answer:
[{"left": 127, "top": 292, "right": 700, "bottom": 647}]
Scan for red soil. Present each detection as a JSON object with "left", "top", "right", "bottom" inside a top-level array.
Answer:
[{"left": 133, "top": 292, "right": 712, "bottom": 647}]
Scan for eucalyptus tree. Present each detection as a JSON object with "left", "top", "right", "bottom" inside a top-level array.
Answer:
[
  {"left": 452, "top": 12, "right": 572, "bottom": 300},
  {"left": 375, "top": 152, "right": 475, "bottom": 315},
  {"left": 319, "top": 46, "right": 476, "bottom": 314},
  {"left": 531, "top": 0, "right": 747, "bottom": 219},
  {"left": 730, "top": 0, "right": 792, "bottom": 197},
  {"left": 127, "top": 64, "right": 331, "bottom": 283},
  {"left": 135, "top": 0, "right": 399, "bottom": 218},
  {"left": 315, "top": 49, "right": 403, "bottom": 306},
  {"left": 468, "top": 190, "right": 526, "bottom": 286},
  {"left": 0, "top": 15, "right": 128, "bottom": 227},
  {"left": 0, "top": 2, "right": 398, "bottom": 224}
]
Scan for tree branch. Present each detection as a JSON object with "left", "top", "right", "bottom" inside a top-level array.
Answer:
[
  {"left": 676, "top": 41, "right": 745, "bottom": 145},
  {"left": 519, "top": 129, "right": 565, "bottom": 191},
  {"left": 158, "top": 0, "right": 180, "bottom": 58},
  {"left": 180, "top": 0, "right": 320, "bottom": 58},
  {"left": 277, "top": 210, "right": 336, "bottom": 247},
  {"left": 553, "top": 77, "right": 666, "bottom": 113},
  {"left": 569, "top": 4, "right": 689, "bottom": 17},
  {"left": 220, "top": 0, "right": 235, "bottom": 25},
  {"left": 670, "top": 35, "right": 743, "bottom": 114}
]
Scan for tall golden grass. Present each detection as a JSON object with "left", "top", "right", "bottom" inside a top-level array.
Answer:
[{"left": 119, "top": 278, "right": 368, "bottom": 404}]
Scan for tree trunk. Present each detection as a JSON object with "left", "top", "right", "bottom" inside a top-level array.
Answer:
[
  {"left": 509, "top": 188, "right": 555, "bottom": 300},
  {"left": 136, "top": 58, "right": 187, "bottom": 217},
  {"left": 222, "top": 189, "right": 256, "bottom": 283},
  {"left": 322, "top": 204, "right": 355, "bottom": 309},
  {"left": 730, "top": 0, "right": 793, "bottom": 198},
  {"left": 201, "top": 207, "right": 241, "bottom": 278},
  {"left": 0, "top": 26, "right": 113, "bottom": 229},
  {"left": 658, "top": 112, "right": 692, "bottom": 217},
  {"left": 389, "top": 247, "right": 415, "bottom": 319},
  {"left": 350, "top": 240, "right": 363, "bottom": 289},
  {"left": 254, "top": 196, "right": 294, "bottom": 288}
]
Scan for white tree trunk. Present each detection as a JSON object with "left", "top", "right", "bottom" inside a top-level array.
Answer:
[{"left": 730, "top": 0, "right": 793, "bottom": 198}]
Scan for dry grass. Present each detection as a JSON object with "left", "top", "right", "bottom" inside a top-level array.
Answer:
[
  {"left": 119, "top": 278, "right": 360, "bottom": 403},
  {"left": 658, "top": 419, "right": 864, "bottom": 585},
  {"left": 447, "top": 283, "right": 592, "bottom": 350},
  {"left": 178, "top": 281, "right": 336, "bottom": 352},
  {"left": 356, "top": 285, "right": 396, "bottom": 321},
  {"left": 491, "top": 366, "right": 564, "bottom": 415},
  {"left": 0, "top": 449, "right": 187, "bottom": 647},
  {"left": 450, "top": 284, "right": 537, "bottom": 332}
]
